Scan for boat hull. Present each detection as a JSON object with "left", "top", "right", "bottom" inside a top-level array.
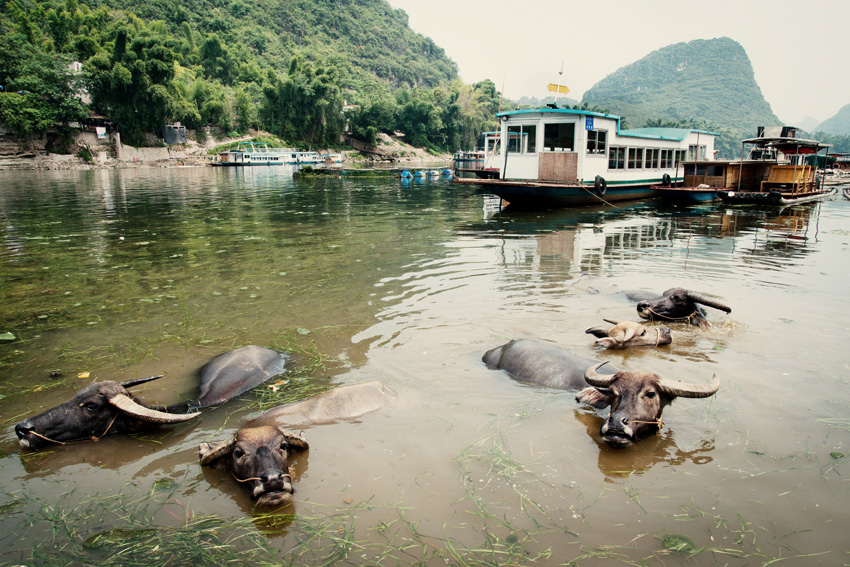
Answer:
[
  {"left": 454, "top": 178, "right": 656, "bottom": 208},
  {"left": 717, "top": 188, "right": 836, "bottom": 206},
  {"left": 654, "top": 186, "right": 719, "bottom": 204}
]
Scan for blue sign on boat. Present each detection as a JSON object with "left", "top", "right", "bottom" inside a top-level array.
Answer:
[{"left": 585, "top": 116, "right": 594, "bottom": 130}]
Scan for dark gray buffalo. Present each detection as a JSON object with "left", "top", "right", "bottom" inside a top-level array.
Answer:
[
  {"left": 199, "top": 426, "right": 309, "bottom": 507},
  {"left": 627, "top": 288, "right": 731, "bottom": 328},
  {"left": 15, "top": 345, "right": 286, "bottom": 451},
  {"left": 585, "top": 319, "right": 672, "bottom": 349},
  {"left": 483, "top": 339, "right": 719, "bottom": 448},
  {"left": 199, "top": 381, "right": 395, "bottom": 506}
]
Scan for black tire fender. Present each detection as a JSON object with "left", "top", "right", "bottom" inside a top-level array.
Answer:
[
  {"left": 594, "top": 176, "right": 607, "bottom": 196},
  {"left": 662, "top": 173, "right": 672, "bottom": 187}
]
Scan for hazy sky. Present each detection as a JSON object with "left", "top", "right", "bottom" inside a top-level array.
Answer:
[{"left": 386, "top": 0, "right": 849, "bottom": 125}]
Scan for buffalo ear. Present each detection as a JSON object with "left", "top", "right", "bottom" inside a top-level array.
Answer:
[
  {"left": 576, "top": 387, "right": 613, "bottom": 409},
  {"left": 199, "top": 435, "right": 236, "bottom": 468},
  {"left": 279, "top": 428, "right": 309, "bottom": 452}
]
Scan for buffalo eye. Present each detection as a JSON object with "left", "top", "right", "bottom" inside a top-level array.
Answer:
[
  {"left": 278, "top": 442, "right": 288, "bottom": 452},
  {"left": 645, "top": 391, "right": 656, "bottom": 399},
  {"left": 82, "top": 402, "right": 99, "bottom": 412},
  {"left": 233, "top": 448, "right": 245, "bottom": 459}
]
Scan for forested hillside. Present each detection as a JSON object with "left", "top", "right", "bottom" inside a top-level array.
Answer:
[
  {"left": 582, "top": 38, "right": 780, "bottom": 158},
  {"left": 0, "top": 0, "right": 498, "bottom": 150}
]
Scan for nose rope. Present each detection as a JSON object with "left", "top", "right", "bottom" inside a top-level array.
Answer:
[
  {"left": 629, "top": 417, "right": 665, "bottom": 431},
  {"left": 231, "top": 472, "right": 292, "bottom": 484},
  {"left": 645, "top": 307, "right": 699, "bottom": 324},
  {"left": 23, "top": 411, "right": 121, "bottom": 446}
]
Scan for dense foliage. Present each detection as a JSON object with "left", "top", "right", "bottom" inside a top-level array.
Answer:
[
  {"left": 582, "top": 38, "right": 781, "bottom": 158},
  {"left": 0, "top": 0, "right": 496, "bottom": 150}
]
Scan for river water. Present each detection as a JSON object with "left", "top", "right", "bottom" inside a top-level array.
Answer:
[{"left": 0, "top": 166, "right": 848, "bottom": 566}]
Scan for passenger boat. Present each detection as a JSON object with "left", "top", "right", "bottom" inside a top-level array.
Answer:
[
  {"left": 453, "top": 107, "right": 717, "bottom": 208},
  {"left": 708, "top": 128, "right": 836, "bottom": 206},
  {"left": 213, "top": 142, "right": 296, "bottom": 166}
]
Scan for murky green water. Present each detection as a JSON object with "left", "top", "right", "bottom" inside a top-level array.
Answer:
[{"left": 1, "top": 166, "right": 849, "bottom": 565}]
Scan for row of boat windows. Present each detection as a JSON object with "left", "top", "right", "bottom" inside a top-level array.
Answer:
[{"left": 506, "top": 122, "right": 708, "bottom": 169}]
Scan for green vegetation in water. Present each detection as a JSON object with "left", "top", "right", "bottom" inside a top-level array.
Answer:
[{"left": 660, "top": 533, "right": 696, "bottom": 554}]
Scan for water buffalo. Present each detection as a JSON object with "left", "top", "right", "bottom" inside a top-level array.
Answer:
[
  {"left": 15, "top": 345, "right": 286, "bottom": 451},
  {"left": 483, "top": 339, "right": 719, "bottom": 448},
  {"left": 629, "top": 288, "right": 731, "bottom": 328},
  {"left": 585, "top": 319, "right": 672, "bottom": 349},
  {"left": 199, "top": 381, "right": 395, "bottom": 506},
  {"left": 199, "top": 426, "right": 308, "bottom": 507}
]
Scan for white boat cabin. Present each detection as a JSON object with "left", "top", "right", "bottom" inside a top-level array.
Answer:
[{"left": 494, "top": 108, "right": 717, "bottom": 186}]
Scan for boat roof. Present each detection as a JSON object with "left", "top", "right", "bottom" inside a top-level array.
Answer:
[
  {"left": 742, "top": 136, "right": 832, "bottom": 153},
  {"left": 495, "top": 108, "right": 717, "bottom": 139}
]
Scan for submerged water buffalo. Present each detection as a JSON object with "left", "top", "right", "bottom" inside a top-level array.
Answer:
[
  {"left": 199, "top": 426, "right": 309, "bottom": 507},
  {"left": 627, "top": 288, "right": 732, "bottom": 328},
  {"left": 585, "top": 319, "right": 672, "bottom": 349},
  {"left": 200, "top": 381, "right": 395, "bottom": 506},
  {"left": 15, "top": 345, "right": 286, "bottom": 451},
  {"left": 483, "top": 339, "right": 719, "bottom": 448}
]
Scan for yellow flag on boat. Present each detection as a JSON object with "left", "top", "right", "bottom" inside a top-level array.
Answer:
[{"left": 547, "top": 83, "right": 570, "bottom": 94}]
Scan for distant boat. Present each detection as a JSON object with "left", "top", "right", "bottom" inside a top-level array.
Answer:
[
  {"left": 213, "top": 142, "right": 294, "bottom": 166},
  {"left": 454, "top": 107, "right": 717, "bottom": 209}
]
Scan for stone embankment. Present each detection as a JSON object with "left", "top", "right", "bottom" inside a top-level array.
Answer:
[{"left": 0, "top": 128, "right": 450, "bottom": 170}]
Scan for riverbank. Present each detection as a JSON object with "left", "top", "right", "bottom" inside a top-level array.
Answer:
[{"left": 0, "top": 128, "right": 451, "bottom": 170}]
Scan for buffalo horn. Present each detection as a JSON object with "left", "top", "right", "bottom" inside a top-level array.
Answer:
[
  {"left": 584, "top": 362, "right": 616, "bottom": 387},
  {"left": 200, "top": 435, "right": 236, "bottom": 466},
  {"left": 120, "top": 375, "right": 164, "bottom": 388},
  {"left": 658, "top": 374, "right": 720, "bottom": 398},
  {"left": 686, "top": 292, "right": 732, "bottom": 313},
  {"left": 109, "top": 393, "right": 200, "bottom": 423}
]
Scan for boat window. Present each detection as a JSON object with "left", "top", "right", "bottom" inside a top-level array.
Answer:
[
  {"left": 543, "top": 123, "right": 574, "bottom": 151},
  {"left": 628, "top": 148, "right": 644, "bottom": 169},
  {"left": 586, "top": 130, "right": 607, "bottom": 154},
  {"left": 507, "top": 124, "right": 536, "bottom": 154},
  {"left": 660, "top": 149, "right": 674, "bottom": 168},
  {"left": 687, "top": 145, "right": 707, "bottom": 161},
  {"left": 676, "top": 150, "right": 686, "bottom": 165},
  {"left": 608, "top": 146, "right": 625, "bottom": 169},
  {"left": 646, "top": 148, "right": 659, "bottom": 168},
  {"left": 707, "top": 165, "right": 724, "bottom": 176}
]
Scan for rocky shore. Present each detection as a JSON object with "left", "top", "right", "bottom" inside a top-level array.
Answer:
[{"left": 0, "top": 128, "right": 451, "bottom": 171}]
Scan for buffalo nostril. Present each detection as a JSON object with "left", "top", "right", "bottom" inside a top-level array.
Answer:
[
  {"left": 620, "top": 417, "right": 629, "bottom": 425},
  {"left": 637, "top": 302, "right": 647, "bottom": 310}
]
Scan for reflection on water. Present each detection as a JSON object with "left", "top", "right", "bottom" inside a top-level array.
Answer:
[{"left": 1, "top": 168, "right": 849, "bottom": 565}]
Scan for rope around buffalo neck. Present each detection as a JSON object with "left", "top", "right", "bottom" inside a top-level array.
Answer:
[
  {"left": 25, "top": 411, "right": 121, "bottom": 446},
  {"left": 644, "top": 306, "right": 701, "bottom": 324}
]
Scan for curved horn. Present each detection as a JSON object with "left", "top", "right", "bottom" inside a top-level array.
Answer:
[
  {"left": 658, "top": 374, "right": 720, "bottom": 398},
  {"left": 199, "top": 435, "right": 236, "bottom": 466},
  {"left": 120, "top": 375, "right": 164, "bottom": 388},
  {"left": 109, "top": 394, "right": 200, "bottom": 423},
  {"left": 686, "top": 291, "right": 732, "bottom": 313},
  {"left": 584, "top": 362, "right": 616, "bottom": 387}
]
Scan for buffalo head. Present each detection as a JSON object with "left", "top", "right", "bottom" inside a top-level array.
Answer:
[
  {"left": 635, "top": 288, "right": 731, "bottom": 327},
  {"left": 576, "top": 362, "right": 719, "bottom": 449},
  {"left": 199, "top": 426, "right": 309, "bottom": 507},
  {"left": 15, "top": 375, "right": 198, "bottom": 451},
  {"left": 585, "top": 319, "right": 672, "bottom": 349}
]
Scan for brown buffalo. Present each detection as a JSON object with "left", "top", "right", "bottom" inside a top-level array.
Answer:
[
  {"left": 483, "top": 339, "right": 719, "bottom": 448},
  {"left": 199, "top": 426, "right": 308, "bottom": 507},
  {"left": 585, "top": 319, "right": 672, "bottom": 349},
  {"left": 577, "top": 361, "right": 719, "bottom": 448}
]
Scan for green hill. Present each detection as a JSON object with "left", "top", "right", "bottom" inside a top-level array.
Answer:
[
  {"left": 815, "top": 104, "right": 850, "bottom": 136},
  {"left": 87, "top": 0, "right": 458, "bottom": 96},
  {"left": 581, "top": 37, "right": 780, "bottom": 156}
]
